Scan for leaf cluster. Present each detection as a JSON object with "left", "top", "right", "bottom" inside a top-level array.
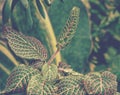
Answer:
[
  {"left": 0, "top": 0, "right": 120, "bottom": 94},
  {"left": 0, "top": 25, "right": 119, "bottom": 95},
  {"left": 0, "top": 63, "right": 118, "bottom": 95}
]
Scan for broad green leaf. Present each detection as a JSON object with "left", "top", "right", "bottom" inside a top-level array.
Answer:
[
  {"left": 57, "top": 6, "right": 80, "bottom": 49},
  {"left": 27, "top": 74, "right": 56, "bottom": 95},
  {"left": 0, "top": 64, "right": 40, "bottom": 94},
  {"left": 3, "top": 26, "right": 48, "bottom": 60},
  {"left": 49, "top": 0, "right": 92, "bottom": 72},
  {"left": 11, "top": 0, "right": 33, "bottom": 32},
  {"left": 84, "top": 71, "right": 117, "bottom": 95},
  {"left": 56, "top": 75, "right": 86, "bottom": 95},
  {"left": 42, "top": 63, "right": 58, "bottom": 81}
]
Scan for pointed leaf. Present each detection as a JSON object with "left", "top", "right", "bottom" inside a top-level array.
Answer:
[
  {"left": 3, "top": 26, "right": 48, "bottom": 60},
  {"left": 0, "top": 64, "right": 40, "bottom": 94},
  {"left": 42, "top": 64, "right": 58, "bottom": 81},
  {"left": 49, "top": 0, "right": 92, "bottom": 72},
  {"left": 84, "top": 71, "right": 117, "bottom": 95},
  {"left": 56, "top": 75, "right": 86, "bottom": 95},
  {"left": 27, "top": 74, "right": 56, "bottom": 95},
  {"left": 57, "top": 6, "right": 80, "bottom": 49}
]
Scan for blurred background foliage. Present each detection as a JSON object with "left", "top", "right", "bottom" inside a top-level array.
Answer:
[
  {"left": 0, "top": 0, "right": 120, "bottom": 92},
  {"left": 88, "top": 0, "right": 120, "bottom": 91}
]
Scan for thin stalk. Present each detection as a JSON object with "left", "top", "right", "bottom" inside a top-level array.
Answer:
[
  {"left": 0, "top": 63, "right": 11, "bottom": 75},
  {"left": 0, "top": 44, "right": 19, "bottom": 66},
  {"left": 47, "top": 48, "right": 60, "bottom": 65},
  {"left": 31, "top": 0, "right": 62, "bottom": 65}
]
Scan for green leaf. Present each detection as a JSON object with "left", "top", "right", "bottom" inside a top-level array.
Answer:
[
  {"left": 57, "top": 6, "right": 80, "bottom": 49},
  {"left": 84, "top": 71, "right": 117, "bottom": 95},
  {"left": 27, "top": 74, "right": 56, "bottom": 95},
  {"left": 42, "top": 63, "right": 58, "bottom": 81},
  {"left": 49, "top": 0, "right": 92, "bottom": 72},
  {"left": 0, "top": 64, "right": 40, "bottom": 94},
  {"left": 56, "top": 75, "right": 86, "bottom": 95},
  {"left": 3, "top": 26, "right": 48, "bottom": 60},
  {"left": 11, "top": 0, "right": 33, "bottom": 32}
]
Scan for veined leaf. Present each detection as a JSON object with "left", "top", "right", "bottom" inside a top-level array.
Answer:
[
  {"left": 57, "top": 6, "right": 80, "bottom": 49},
  {"left": 102, "top": 71, "right": 117, "bottom": 81},
  {"left": 49, "top": 0, "right": 92, "bottom": 72},
  {"left": 27, "top": 74, "right": 56, "bottom": 95},
  {"left": 0, "top": 64, "right": 40, "bottom": 94},
  {"left": 42, "top": 63, "right": 58, "bottom": 81},
  {"left": 56, "top": 75, "right": 86, "bottom": 95},
  {"left": 84, "top": 71, "right": 117, "bottom": 95},
  {"left": 3, "top": 26, "right": 47, "bottom": 60}
]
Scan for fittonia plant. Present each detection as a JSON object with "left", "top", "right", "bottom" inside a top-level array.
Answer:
[{"left": 0, "top": 6, "right": 119, "bottom": 95}]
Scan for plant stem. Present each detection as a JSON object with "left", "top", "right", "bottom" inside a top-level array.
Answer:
[
  {"left": 0, "top": 63, "right": 11, "bottom": 75},
  {"left": 0, "top": 44, "right": 19, "bottom": 66},
  {"left": 47, "top": 48, "right": 60, "bottom": 65},
  {"left": 31, "top": 0, "right": 62, "bottom": 65}
]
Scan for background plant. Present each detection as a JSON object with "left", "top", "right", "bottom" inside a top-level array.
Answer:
[{"left": 88, "top": 0, "right": 120, "bottom": 91}]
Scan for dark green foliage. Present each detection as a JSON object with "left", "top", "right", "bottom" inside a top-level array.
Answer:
[
  {"left": 11, "top": 0, "right": 33, "bottom": 33},
  {"left": 2, "top": 0, "right": 13, "bottom": 24},
  {"left": 88, "top": 0, "right": 120, "bottom": 91},
  {"left": 110, "top": 55, "right": 120, "bottom": 81},
  {"left": 0, "top": 0, "right": 120, "bottom": 94}
]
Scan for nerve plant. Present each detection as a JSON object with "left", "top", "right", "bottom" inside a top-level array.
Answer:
[{"left": 0, "top": 6, "right": 119, "bottom": 95}]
